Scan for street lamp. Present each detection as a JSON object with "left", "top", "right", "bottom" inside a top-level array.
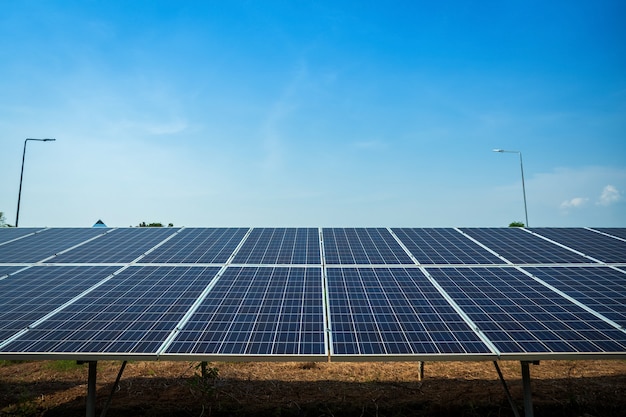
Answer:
[
  {"left": 15, "top": 138, "right": 56, "bottom": 227},
  {"left": 493, "top": 148, "right": 529, "bottom": 227}
]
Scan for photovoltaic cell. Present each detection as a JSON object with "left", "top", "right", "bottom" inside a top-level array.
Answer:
[
  {"left": 0, "top": 266, "right": 118, "bottom": 342},
  {"left": 530, "top": 228, "right": 626, "bottom": 264},
  {"left": 0, "top": 228, "right": 108, "bottom": 263},
  {"left": 50, "top": 227, "right": 179, "bottom": 263},
  {"left": 524, "top": 266, "right": 626, "bottom": 327},
  {"left": 594, "top": 228, "right": 626, "bottom": 241},
  {"left": 141, "top": 228, "right": 248, "bottom": 263},
  {"left": 323, "top": 228, "right": 413, "bottom": 264},
  {"left": 0, "top": 266, "right": 220, "bottom": 354},
  {"left": 326, "top": 268, "right": 492, "bottom": 356},
  {"left": 427, "top": 267, "right": 626, "bottom": 355},
  {"left": 232, "top": 228, "right": 320, "bottom": 264},
  {"left": 460, "top": 228, "right": 590, "bottom": 264},
  {"left": 165, "top": 267, "right": 325, "bottom": 356},
  {"left": 0, "top": 228, "right": 42, "bottom": 244},
  {"left": 392, "top": 228, "right": 502, "bottom": 264}
]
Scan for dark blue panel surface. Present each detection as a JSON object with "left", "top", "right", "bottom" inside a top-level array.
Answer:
[
  {"left": 393, "top": 228, "right": 502, "bottom": 264},
  {"left": 167, "top": 267, "right": 325, "bottom": 356},
  {"left": 0, "top": 228, "right": 43, "bottom": 244},
  {"left": 323, "top": 228, "right": 413, "bottom": 265},
  {"left": 0, "top": 266, "right": 219, "bottom": 354},
  {"left": 427, "top": 267, "right": 626, "bottom": 354},
  {"left": 460, "top": 228, "right": 590, "bottom": 264},
  {"left": 524, "top": 266, "right": 626, "bottom": 327},
  {"left": 594, "top": 228, "right": 626, "bottom": 241},
  {"left": 50, "top": 228, "right": 179, "bottom": 263},
  {"left": 0, "top": 228, "right": 108, "bottom": 263},
  {"left": 530, "top": 228, "right": 626, "bottom": 264},
  {"left": 232, "top": 228, "right": 320, "bottom": 264},
  {"left": 141, "top": 228, "right": 247, "bottom": 263},
  {"left": 0, "top": 266, "right": 118, "bottom": 342},
  {"left": 327, "top": 268, "right": 491, "bottom": 356}
]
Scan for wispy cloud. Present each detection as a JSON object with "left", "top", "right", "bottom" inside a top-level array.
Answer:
[
  {"left": 597, "top": 185, "right": 621, "bottom": 206},
  {"left": 560, "top": 197, "right": 588, "bottom": 209}
]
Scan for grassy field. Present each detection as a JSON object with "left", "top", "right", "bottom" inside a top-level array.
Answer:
[{"left": 1, "top": 359, "right": 625, "bottom": 416}]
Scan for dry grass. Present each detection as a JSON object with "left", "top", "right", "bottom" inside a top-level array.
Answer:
[{"left": 1, "top": 359, "right": 625, "bottom": 416}]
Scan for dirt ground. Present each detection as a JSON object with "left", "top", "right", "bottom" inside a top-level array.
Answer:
[{"left": 1, "top": 359, "right": 625, "bottom": 416}]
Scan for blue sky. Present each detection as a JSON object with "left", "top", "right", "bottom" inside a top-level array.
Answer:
[{"left": 1, "top": 1, "right": 625, "bottom": 227}]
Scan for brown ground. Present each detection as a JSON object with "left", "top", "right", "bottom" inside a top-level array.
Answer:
[{"left": 1, "top": 359, "right": 625, "bottom": 417}]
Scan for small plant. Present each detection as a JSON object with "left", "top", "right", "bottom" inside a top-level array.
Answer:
[
  {"left": 45, "top": 360, "right": 82, "bottom": 372},
  {"left": 299, "top": 362, "right": 318, "bottom": 370}
]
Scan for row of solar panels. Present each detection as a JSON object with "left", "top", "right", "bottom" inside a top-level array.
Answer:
[
  {"left": 1, "top": 227, "right": 625, "bottom": 265},
  {"left": 0, "top": 227, "right": 624, "bottom": 361},
  {"left": 0, "top": 263, "right": 625, "bottom": 360}
]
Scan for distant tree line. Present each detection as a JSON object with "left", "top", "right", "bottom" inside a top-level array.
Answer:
[{"left": 138, "top": 221, "right": 174, "bottom": 227}]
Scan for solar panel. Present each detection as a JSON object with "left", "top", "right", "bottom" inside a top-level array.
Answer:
[
  {"left": 524, "top": 266, "right": 626, "bottom": 327},
  {"left": 326, "top": 267, "right": 493, "bottom": 357},
  {"left": 141, "top": 228, "right": 248, "bottom": 263},
  {"left": 231, "top": 228, "right": 320, "bottom": 264},
  {"left": 460, "top": 228, "right": 591, "bottom": 264},
  {"left": 427, "top": 267, "right": 626, "bottom": 356},
  {"left": 593, "top": 228, "right": 626, "bottom": 241},
  {"left": 164, "top": 266, "right": 326, "bottom": 358},
  {"left": 0, "top": 266, "right": 119, "bottom": 342},
  {"left": 530, "top": 228, "right": 626, "bottom": 264},
  {"left": 392, "top": 228, "right": 503, "bottom": 264},
  {"left": 323, "top": 228, "right": 413, "bottom": 264},
  {"left": 0, "top": 266, "right": 220, "bottom": 355},
  {"left": 0, "top": 228, "right": 43, "bottom": 244},
  {"left": 49, "top": 227, "right": 179, "bottom": 263},
  {"left": 0, "top": 266, "right": 26, "bottom": 278},
  {"left": 0, "top": 228, "right": 108, "bottom": 263}
]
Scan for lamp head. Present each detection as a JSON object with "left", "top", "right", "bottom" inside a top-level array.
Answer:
[{"left": 492, "top": 149, "right": 503, "bottom": 152}]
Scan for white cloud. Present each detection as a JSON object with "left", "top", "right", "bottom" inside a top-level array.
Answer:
[
  {"left": 597, "top": 185, "right": 621, "bottom": 206},
  {"left": 560, "top": 197, "right": 588, "bottom": 209}
]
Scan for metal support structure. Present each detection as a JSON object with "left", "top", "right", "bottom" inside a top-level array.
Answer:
[
  {"left": 417, "top": 361, "right": 424, "bottom": 381},
  {"left": 87, "top": 361, "right": 98, "bottom": 417},
  {"left": 100, "top": 361, "right": 127, "bottom": 417},
  {"left": 521, "top": 361, "right": 535, "bottom": 417},
  {"left": 493, "top": 361, "right": 521, "bottom": 417},
  {"left": 201, "top": 361, "right": 208, "bottom": 379}
]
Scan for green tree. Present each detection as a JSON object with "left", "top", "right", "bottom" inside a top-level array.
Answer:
[
  {"left": 509, "top": 221, "right": 525, "bottom": 227},
  {"left": 0, "top": 211, "right": 11, "bottom": 227}
]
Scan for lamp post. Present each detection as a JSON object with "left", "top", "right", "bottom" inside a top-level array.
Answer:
[
  {"left": 493, "top": 148, "right": 529, "bottom": 227},
  {"left": 15, "top": 138, "right": 56, "bottom": 227}
]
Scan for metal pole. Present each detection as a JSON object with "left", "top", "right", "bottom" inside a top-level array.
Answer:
[
  {"left": 15, "top": 139, "right": 28, "bottom": 227},
  {"left": 15, "top": 138, "right": 56, "bottom": 227},
  {"left": 493, "top": 361, "right": 521, "bottom": 417},
  {"left": 100, "top": 361, "right": 127, "bottom": 417},
  {"left": 87, "top": 361, "right": 98, "bottom": 417},
  {"left": 521, "top": 361, "right": 534, "bottom": 417},
  {"left": 518, "top": 152, "right": 529, "bottom": 227}
]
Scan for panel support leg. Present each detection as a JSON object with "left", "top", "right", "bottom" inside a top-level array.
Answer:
[
  {"left": 201, "top": 361, "right": 208, "bottom": 379},
  {"left": 99, "top": 360, "right": 127, "bottom": 417},
  {"left": 417, "top": 361, "right": 424, "bottom": 381},
  {"left": 86, "top": 361, "right": 98, "bottom": 417},
  {"left": 493, "top": 361, "right": 521, "bottom": 417},
  {"left": 521, "top": 361, "right": 534, "bottom": 417}
]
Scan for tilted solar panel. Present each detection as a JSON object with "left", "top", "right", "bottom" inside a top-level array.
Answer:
[
  {"left": 427, "top": 267, "right": 626, "bottom": 357},
  {"left": 0, "top": 266, "right": 220, "bottom": 356},
  {"left": 232, "top": 228, "right": 320, "bottom": 264},
  {"left": 164, "top": 266, "right": 326, "bottom": 358},
  {"left": 49, "top": 227, "right": 179, "bottom": 263},
  {"left": 530, "top": 228, "right": 626, "bottom": 264},
  {"left": 460, "top": 228, "right": 592, "bottom": 264},
  {"left": 326, "top": 267, "right": 493, "bottom": 358},
  {"left": 392, "top": 228, "right": 503, "bottom": 264},
  {"left": 0, "top": 228, "right": 43, "bottom": 244},
  {"left": 593, "top": 228, "right": 626, "bottom": 241},
  {"left": 524, "top": 266, "right": 626, "bottom": 327},
  {"left": 0, "top": 228, "right": 108, "bottom": 263},
  {"left": 323, "top": 228, "right": 413, "bottom": 264},
  {"left": 0, "top": 266, "right": 119, "bottom": 342},
  {"left": 141, "top": 228, "right": 248, "bottom": 263}
]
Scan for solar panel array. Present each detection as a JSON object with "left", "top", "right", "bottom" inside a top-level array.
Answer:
[{"left": 0, "top": 227, "right": 625, "bottom": 361}]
